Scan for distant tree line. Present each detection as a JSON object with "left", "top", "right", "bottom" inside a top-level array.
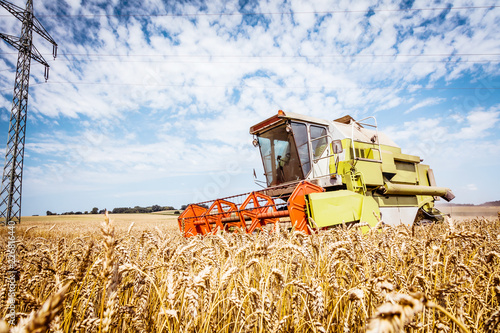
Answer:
[
  {"left": 180, "top": 204, "right": 208, "bottom": 210},
  {"left": 111, "top": 205, "right": 175, "bottom": 214},
  {"left": 481, "top": 200, "right": 500, "bottom": 206},
  {"left": 46, "top": 205, "right": 176, "bottom": 216}
]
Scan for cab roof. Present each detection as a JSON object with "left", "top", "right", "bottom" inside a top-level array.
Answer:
[{"left": 249, "top": 110, "right": 330, "bottom": 134}]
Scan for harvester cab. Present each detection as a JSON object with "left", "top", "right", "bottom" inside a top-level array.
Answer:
[{"left": 178, "top": 110, "right": 454, "bottom": 237}]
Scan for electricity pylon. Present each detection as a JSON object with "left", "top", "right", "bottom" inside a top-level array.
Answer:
[{"left": 0, "top": 0, "right": 57, "bottom": 224}]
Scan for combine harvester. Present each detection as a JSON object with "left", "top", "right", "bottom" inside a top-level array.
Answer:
[{"left": 179, "top": 110, "right": 454, "bottom": 237}]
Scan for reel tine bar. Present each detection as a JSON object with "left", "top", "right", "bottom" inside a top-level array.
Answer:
[{"left": 178, "top": 181, "right": 324, "bottom": 237}]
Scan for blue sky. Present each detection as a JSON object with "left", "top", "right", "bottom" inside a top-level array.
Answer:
[{"left": 0, "top": 0, "right": 499, "bottom": 215}]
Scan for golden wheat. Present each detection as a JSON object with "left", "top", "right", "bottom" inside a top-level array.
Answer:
[{"left": 1, "top": 216, "right": 499, "bottom": 332}]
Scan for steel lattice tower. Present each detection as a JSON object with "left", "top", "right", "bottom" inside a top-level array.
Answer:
[{"left": 0, "top": 0, "right": 57, "bottom": 224}]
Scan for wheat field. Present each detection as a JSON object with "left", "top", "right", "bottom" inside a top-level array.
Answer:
[{"left": 1, "top": 214, "right": 499, "bottom": 332}]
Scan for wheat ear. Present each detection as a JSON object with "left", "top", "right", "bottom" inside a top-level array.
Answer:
[{"left": 21, "top": 282, "right": 71, "bottom": 333}]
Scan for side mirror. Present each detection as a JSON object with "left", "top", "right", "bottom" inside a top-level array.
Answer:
[{"left": 332, "top": 140, "right": 343, "bottom": 154}]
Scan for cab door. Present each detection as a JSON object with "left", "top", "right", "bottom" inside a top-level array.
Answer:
[{"left": 310, "top": 125, "right": 329, "bottom": 179}]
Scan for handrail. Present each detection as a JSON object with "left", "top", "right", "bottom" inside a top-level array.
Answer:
[{"left": 350, "top": 116, "right": 383, "bottom": 163}]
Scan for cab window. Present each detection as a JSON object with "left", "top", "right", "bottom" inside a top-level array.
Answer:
[{"left": 310, "top": 125, "right": 328, "bottom": 160}]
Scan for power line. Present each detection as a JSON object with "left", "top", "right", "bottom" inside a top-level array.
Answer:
[
  {"left": 2, "top": 80, "right": 497, "bottom": 93},
  {"left": 2, "top": 58, "right": 498, "bottom": 68},
  {"left": 2, "top": 52, "right": 500, "bottom": 58},
  {"left": 2, "top": 52, "right": 496, "bottom": 65},
  {"left": 33, "top": 80, "right": 500, "bottom": 91},
  {"left": 0, "top": 5, "right": 497, "bottom": 18},
  {"left": 2, "top": 82, "right": 498, "bottom": 94},
  {"left": 0, "top": 82, "right": 44, "bottom": 92},
  {"left": 39, "top": 60, "right": 500, "bottom": 65},
  {"left": 33, "top": 58, "right": 500, "bottom": 65}
]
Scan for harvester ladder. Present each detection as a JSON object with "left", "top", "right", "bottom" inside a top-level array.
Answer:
[{"left": 350, "top": 171, "right": 366, "bottom": 195}]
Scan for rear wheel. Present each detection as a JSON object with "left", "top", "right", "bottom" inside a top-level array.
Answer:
[{"left": 414, "top": 204, "right": 446, "bottom": 225}]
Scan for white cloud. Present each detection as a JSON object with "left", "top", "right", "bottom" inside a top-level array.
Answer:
[
  {"left": 404, "top": 97, "right": 444, "bottom": 114},
  {"left": 384, "top": 106, "right": 500, "bottom": 153},
  {"left": 454, "top": 108, "right": 500, "bottom": 139}
]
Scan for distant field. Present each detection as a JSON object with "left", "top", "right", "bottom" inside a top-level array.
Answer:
[
  {"left": 7, "top": 213, "right": 180, "bottom": 238},
  {"left": 14, "top": 205, "right": 498, "bottom": 238},
  {"left": 436, "top": 205, "right": 499, "bottom": 219}
]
